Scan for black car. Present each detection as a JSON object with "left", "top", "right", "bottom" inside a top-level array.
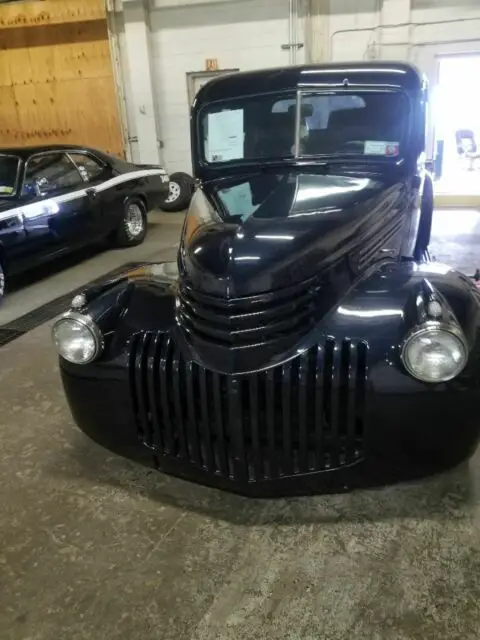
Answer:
[
  {"left": 0, "top": 145, "right": 169, "bottom": 300},
  {"left": 53, "top": 62, "right": 480, "bottom": 497}
]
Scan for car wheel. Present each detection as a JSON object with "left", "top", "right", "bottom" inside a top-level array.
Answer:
[
  {"left": 115, "top": 198, "right": 148, "bottom": 247},
  {"left": 160, "top": 172, "right": 194, "bottom": 212}
]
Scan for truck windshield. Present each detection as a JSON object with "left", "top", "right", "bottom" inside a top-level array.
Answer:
[
  {"left": 200, "top": 90, "right": 409, "bottom": 164},
  {"left": 0, "top": 155, "right": 21, "bottom": 197}
]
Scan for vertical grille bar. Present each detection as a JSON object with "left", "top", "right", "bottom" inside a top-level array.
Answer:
[
  {"left": 313, "top": 344, "right": 325, "bottom": 470},
  {"left": 330, "top": 339, "right": 341, "bottom": 467},
  {"left": 228, "top": 377, "right": 247, "bottom": 481},
  {"left": 249, "top": 376, "right": 264, "bottom": 480},
  {"left": 323, "top": 338, "right": 335, "bottom": 467},
  {"left": 147, "top": 332, "right": 164, "bottom": 452},
  {"left": 212, "top": 372, "right": 229, "bottom": 476},
  {"left": 199, "top": 368, "right": 214, "bottom": 471},
  {"left": 339, "top": 339, "right": 352, "bottom": 463},
  {"left": 297, "top": 352, "right": 309, "bottom": 473},
  {"left": 186, "top": 361, "right": 201, "bottom": 466},
  {"left": 265, "top": 369, "right": 277, "bottom": 478},
  {"left": 159, "top": 335, "right": 174, "bottom": 455},
  {"left": 346, "top": 340, "right": 358, "bottom": 463},
  {"left": 356, "top": 341, "right": 369, "bottom": 439},
  {"left": 281, "top": 363, "right": 293, "bottom": 476},
  {"left": 172, "top": 344, "right": 187, "bottom": 459},
  {"left": 134, "top": 332, "right": 151, "bottom": 443}
]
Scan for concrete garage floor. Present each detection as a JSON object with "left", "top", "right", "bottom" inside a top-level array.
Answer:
[
  {"left": 430, "top": 208, "right": 480, "bottom": 275},
  {"left": 1, "top": 209, "right": 480, "bottom": 639}
]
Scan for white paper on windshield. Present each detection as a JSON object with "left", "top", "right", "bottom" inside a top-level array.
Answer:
[
  {"left": 207, "top": 109, "right": 244, "bottom": 162},
  {"left": 218, "top": 183, "right": 259, "bottom": 220},
  {"left": 364, "top": 140, "right": 399, "bottom": 157}
]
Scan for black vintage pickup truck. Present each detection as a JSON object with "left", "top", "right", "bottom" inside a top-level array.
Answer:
[{"left": 52, "top": 62, "right": 480, "bottom": 497}]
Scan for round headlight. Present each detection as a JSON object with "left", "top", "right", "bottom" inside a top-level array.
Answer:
[
  {"left": 401, "top": 324, "right": 467, "bottom": 383},
  {"left": 52, "top": 313, "right": 103, "bottom": 364}
]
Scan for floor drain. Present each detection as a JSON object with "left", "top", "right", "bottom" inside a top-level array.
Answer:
[{"left": 0, "top": 328, "right": 23, "bottom": 348}]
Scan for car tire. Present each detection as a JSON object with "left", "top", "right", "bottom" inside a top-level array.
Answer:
[
  {"left": 115, "top": 198, "right": 148, "bottom": 247},
  {"left": 160, "top": 172, "right": 194, "bottom": 212}
]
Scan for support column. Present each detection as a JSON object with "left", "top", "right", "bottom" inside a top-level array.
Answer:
[
  {"left": 378, "top": 0, "right": 412, "bottom": 60},
  {"left": 304, "top": 0, "right": 330, "bottom": 63},
  {"left": 381, "top": 0, "right": 411, "bottom": 24},
  {"left": 122, "top": 0, "right": 161, "bottom": 165}
]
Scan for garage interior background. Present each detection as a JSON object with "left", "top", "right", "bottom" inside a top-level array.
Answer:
[
  {"left": 1, "top": 0, "right": 478, "bottom": 179},
  {"left": 113, "top": 0, "right": 480, "bottom": 176}
]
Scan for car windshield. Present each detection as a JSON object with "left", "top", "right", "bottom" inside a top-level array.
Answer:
[
  {"left": 0, "top": 154, "right": 21, "bottom": 197},
  {"left": 200, "top": 90, "right": 409, "bottom": 164}
]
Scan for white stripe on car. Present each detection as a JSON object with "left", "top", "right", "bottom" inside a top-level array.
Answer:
[{"left": 0, "top": 168, "right": 169, "bottom": 223}]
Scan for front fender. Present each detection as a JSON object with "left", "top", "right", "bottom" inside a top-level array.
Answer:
[
  {"left": 323, "top": 260, "right": 480, "bottom": 345},
  {"left": 321, "top": 259, "right": 480, "bottom": 392},
  {"left": 64, "top": 262, "right": 179, "bottom": 368}
]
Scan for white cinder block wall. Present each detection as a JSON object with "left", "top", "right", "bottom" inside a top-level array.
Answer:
[
  {"left": 115, "top": 0, "right": 480, "bottom": 171},
  {"left": 149, "top": 0, "right": 304, "bottom": 173},
  {"left": 329, "top": 0, "right": 480, "bottom": 69}
]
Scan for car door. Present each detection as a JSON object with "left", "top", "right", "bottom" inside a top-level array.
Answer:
[
  {"left": 67, "top": 151, "right": 113, "bottom": 237},
  {"left": 0, "top": 154, "right": 32, "bottom": 276},
  {"left": 22, "top": 152, "right": 94, "bottom": 250}
]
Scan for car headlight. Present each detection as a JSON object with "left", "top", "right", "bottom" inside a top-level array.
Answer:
[
  {"left": 52, "top": 312, "right": 103, "bottom": 364},
  {"left": 401, "top": 323, "right": 467, "bottom": 383}
]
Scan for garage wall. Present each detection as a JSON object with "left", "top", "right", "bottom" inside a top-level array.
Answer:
[
  {"left": 325, "top": 0, "right": 480, "bottom": 156},
  {"left": 329, "top": 0, "right": 480, "bottom": 68},
  {"left": 116, "top": 0, "right": 480, "bottom": 172},
  {"left": 149, "top": 0, "right": 302, "bottom": 174},
  {"left": 117, "top": 0, "right": 305, "bottom": 172}
]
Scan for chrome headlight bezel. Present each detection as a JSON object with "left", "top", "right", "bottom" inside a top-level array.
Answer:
[
  {"left": 52, "top": 311, "right": 104, "bottom": 365},
  {"left": 400, "top": 320, "right": 468, "bottom": 383}
]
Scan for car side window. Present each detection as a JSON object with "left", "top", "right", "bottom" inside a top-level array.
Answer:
[
  {"left": 23, "top": 153, "right": 84, "bottom": 197},
  {"left": 68, "top": 153, "right": 105, "bottom": 182}
]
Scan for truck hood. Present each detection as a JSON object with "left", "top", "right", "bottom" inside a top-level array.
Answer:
[{"left": 181, "top": 169, "right": 406, "bottom": 297}]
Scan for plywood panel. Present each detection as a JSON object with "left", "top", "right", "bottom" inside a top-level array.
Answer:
[
  {"left": 0, "top": 8, "right": 124, "bottom": 157},
  {"left": 0, "top": 0, "right": 106, "bottom": 30},
  {"left": 0, "top": 22, "right": 116, "bottom": 85}
]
